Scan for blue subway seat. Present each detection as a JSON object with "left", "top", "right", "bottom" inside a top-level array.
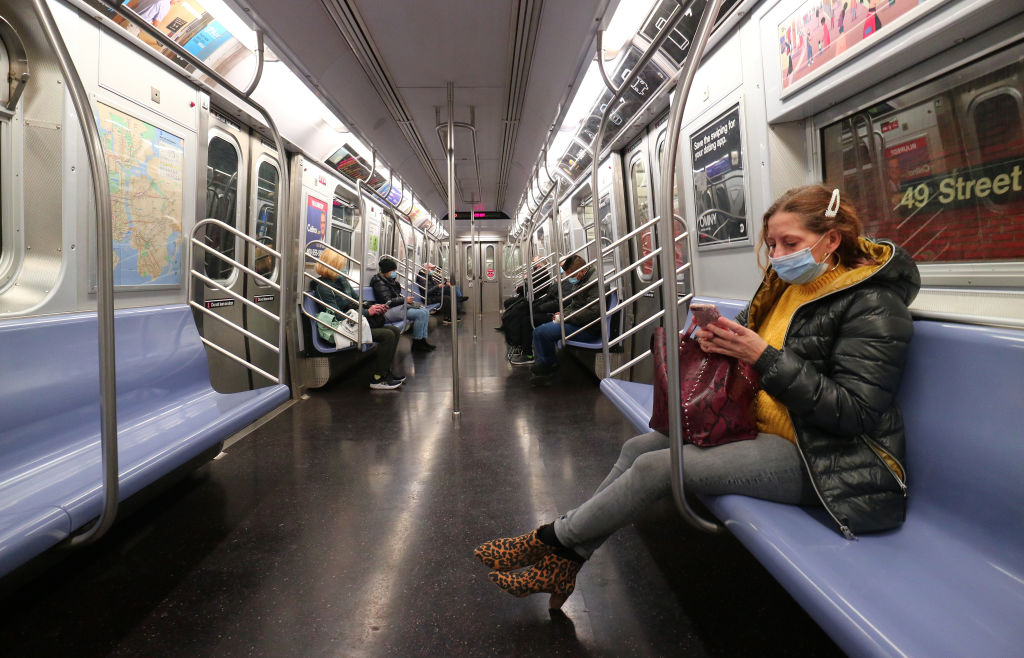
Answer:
[
  {"left": 560, "top": 291, "right": 620, "bottom": 350},
  {"left": 599, "top": 296, "right": 1024, "bottom": 656},
  {"left": 362, "top": 286, "right": 406, "bottom": 333},
  {"left": 0, "top": 305, "right": 289, "bottom": 578},
  {"left": 302, "top": 293, "right": 373, "bottom": 354}
]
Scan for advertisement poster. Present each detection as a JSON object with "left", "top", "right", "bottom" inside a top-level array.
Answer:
[
  {"left": 690, "top": 105, "right": 749, "bottom": 249},
  {"left": 364, "top": 196, "right": 383, "bottom": 269},
  {"left": 305, "top": 195, "right": 328, "bottom": 259},
  {"left": 778, "top": 0, "right": 944, "bottom": 95}
]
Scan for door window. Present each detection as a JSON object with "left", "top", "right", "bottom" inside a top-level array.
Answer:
[
  {"left": 253, "top": 160, "right": 278, "bottom": 283},
  {"left": 205, "top": 136, "right": 241, "bottom": 280}
]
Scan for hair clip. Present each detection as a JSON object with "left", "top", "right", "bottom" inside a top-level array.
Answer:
[{"left": 825, "top": 188, "right": 841, "bottom": 218}]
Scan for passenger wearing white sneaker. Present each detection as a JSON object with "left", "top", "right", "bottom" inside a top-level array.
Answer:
[
  {"left": 369, "top": 373, "right": 403, "bottom": 390},
  {"left": 509, "top": 351, "right": 534, "bottom": 365}
]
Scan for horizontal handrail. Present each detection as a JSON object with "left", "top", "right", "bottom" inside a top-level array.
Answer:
[
  {"left": 188, "top": 218, "right": 283, "bottom": 388},
  {"left": 605, "top": 246, "right": 663, "bottom": 286},
  {"left": 193, "top": 219, "right": 282, "bottom": 286},
  {"left": 610, "top": 348, "right": 653, "bottom": 378},
  {"left": 189, "top": 267, "right": 280, "bottom": 322},
  {"left": 299, "top": 291, "right": 366, "bottom": 345},
  {"left": 198, "top": 336, "right": 279, "bottom": 384},
  {"left": 190, "top": 239, "right": 280, "bottom": 292},
  {"left": 612, "top": 277, "right": 664, "bottom": 314},
  {"left": 603, "top": 215, "right": 661, "bottom": 253},
  {"left": 188, "top": 301, "right": 280, "bottom": 353},
  {"left": 610, "top": 309, "right": 666, "bottom": 349},
  {"left": 301, "top": 271, "right": 361, "bottom": 310}
]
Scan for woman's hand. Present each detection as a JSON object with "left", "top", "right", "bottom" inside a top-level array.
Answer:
[
  {"left": 696, "top": 317, "right": 768, "bottom": 365},
  {"left": 368, "top": 304, "right": 387, "bottom": 316},
  {"left": 407, "top": 295, "right": 415, "bottom": 304}
]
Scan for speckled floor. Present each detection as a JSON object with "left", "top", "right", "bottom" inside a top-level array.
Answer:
[{"left": 0, "top": 313, "right": 841, "bottom": 656}]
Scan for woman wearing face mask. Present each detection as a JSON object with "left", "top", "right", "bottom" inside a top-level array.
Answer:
[
  {"left": 475, "top": 185, "right": 919, "bottom": 610},
  {"left": 371, "top": 257, "right": 436, "bottom": 352},
  {"left": 528, "top": 256, "right": 602, "bottom": 376}
]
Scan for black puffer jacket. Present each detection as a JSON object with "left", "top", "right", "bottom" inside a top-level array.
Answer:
[
  {"left": 562, "top": 267, "right": 601, "bottom": 327},
  {"left": 738, "top": 238, "right": 920, "bottom": 537},
  {"left": 370, "top": 272, "right": 405, "bottom": 307}
]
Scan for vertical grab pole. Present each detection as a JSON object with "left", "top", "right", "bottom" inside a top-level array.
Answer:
[
  {"left": 32, "top": 0, "right": 119, "bottom": 545},
  {"left": 658, "top": 0, "right": 725, "bottom": 533},
  {"left": 446, "top": 82, "right": 460, "bottom": 415}
]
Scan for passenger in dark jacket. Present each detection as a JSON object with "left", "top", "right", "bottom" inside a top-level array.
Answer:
[
  {"left": 313, "top": 248, "right": 405, "bottom": 390},
  {"left": 529, "top": 256, "right": 602, "bottom": 375},
  {"left": 371, "top": 257, "right": 435, "bottom": 352},
  {"left": 475, "top": 185, "right": 920, "bottom": 609},
  {"left": 505, "top": 255, "right": 581, "bottom": 365}
]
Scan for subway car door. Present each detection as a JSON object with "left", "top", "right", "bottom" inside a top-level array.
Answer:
[
  {"left": 460, "top": 240, "right": 500, "bottom": 312},
  {"left": 243, "top": 142, "right": 282, "bottom": 387},
  {"left": 199, "top": 118, "right": 250, "bottom": 393},
  {"left": 625, "top": 134, "right": 658, "bottom": 382}
]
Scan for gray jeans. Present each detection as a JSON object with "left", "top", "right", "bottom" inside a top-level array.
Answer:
[{"left": 553, "top": 431, "right": 818, "bottom": 558}]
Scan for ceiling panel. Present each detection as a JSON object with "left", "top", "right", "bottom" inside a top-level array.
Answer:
[{"left": 234, "top": 0, "right": 614, "bottom": 222}]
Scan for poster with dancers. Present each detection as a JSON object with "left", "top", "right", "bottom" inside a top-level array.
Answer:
[{"left": 778, "top": 0, "right": 946, "bottom": 96}]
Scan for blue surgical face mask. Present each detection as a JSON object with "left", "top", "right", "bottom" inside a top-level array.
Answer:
[
  {"left": 568, "top": 276, "right": 579, "bottom": 285},
  {"left": 388, "top": 270, "right": 398, "bottom": 280},
  {"left": 769, "top": 234, "right": 830, "bottom": 285}
]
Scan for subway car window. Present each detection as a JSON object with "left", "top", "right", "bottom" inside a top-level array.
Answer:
[
  {"left": 821, "top": 52, "right": 1024, "bottom": 264},
  {"left": 329, "top": 185, "right": 354, "bottom": 255},
  {"left": 204, "top": 136, "right": 240, "bottom": 280},
  {"left": 465, "top": 243, "right": 474, "bottom": 276},
  {"left": 253, "top": 161, "right": 278, "bottom": 282}
]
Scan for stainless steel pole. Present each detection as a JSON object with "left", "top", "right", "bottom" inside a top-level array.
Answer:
[
  {"left": 658, "top": 0, "right": 725, "bottom": 533},
  {"left": 447, "top": 82, "right": 460, "bottom": 415},
  {"left": 32, "top": 0, "right": 118, "bottom": 546}
]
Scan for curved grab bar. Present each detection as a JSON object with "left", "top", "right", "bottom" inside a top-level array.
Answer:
[
  {"left": 31, "top": 0, "right": 119, "bottom": 547},
  {"left": 657, "top": 0, "right": 726, "bottom": 534}
]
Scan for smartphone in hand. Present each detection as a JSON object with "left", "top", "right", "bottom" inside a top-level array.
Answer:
[{"left": 691, "top": 303, "right": 721, "bottom": 328}]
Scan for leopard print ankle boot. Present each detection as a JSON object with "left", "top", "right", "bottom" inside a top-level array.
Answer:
[
  {"left": 487, "top": 553, "right": 583, "bottom": 610},
  {"left": 474, "top": 528, "right": 553, "bottom": 571}
]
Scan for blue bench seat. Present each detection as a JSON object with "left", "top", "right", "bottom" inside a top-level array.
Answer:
[
  {"left": 0, "top": 304, "right": 289, "bottom": 578},
  {"left": 599, "top": 297, "right": 1024, "bottom": 656}
]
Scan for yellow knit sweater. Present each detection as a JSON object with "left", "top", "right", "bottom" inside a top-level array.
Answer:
[{"left": 753, "top": 265, "right": 858, "bottom": 442}]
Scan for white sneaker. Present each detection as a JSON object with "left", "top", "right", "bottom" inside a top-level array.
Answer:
[{"left": 369, "top": 375, "right": 402, "bottom": 390}]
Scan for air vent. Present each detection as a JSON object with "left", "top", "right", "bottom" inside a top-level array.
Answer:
[
  {"left": 320, "top": 0, "right": 446, "bottom": 200},
  {"left": 495, "top": 0, "right": 543, "bottom": 210}
]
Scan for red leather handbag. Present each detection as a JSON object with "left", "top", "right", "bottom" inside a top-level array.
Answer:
[{"left": 648, "top": 327, "right": 760, "bottom": 447}]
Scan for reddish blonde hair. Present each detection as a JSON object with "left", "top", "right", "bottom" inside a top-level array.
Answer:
[
  {"left": 758, "top": 185, "right": 872, "bottom": 271},
  {"left": 315, "top": 248, "right": 348, "bottom": 279}
]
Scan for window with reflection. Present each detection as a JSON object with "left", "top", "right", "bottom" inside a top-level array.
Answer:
[
  {"left": 252, "top": 161, "right": 278, "bottom": 282},
  {"left": 465, "top": 244, "right": 474, "bottom": 277},
  {"left": 204, "top": 136, "right": 239, "bottom": 280},
  {"left": 485, "top": 244, "right": 495, "bottom": 279},
  {"left": 329, "top": 185, "right": 355, "bottom": 257},
  {"left": 821, "top": 50, "right": 1024, "bottom": 264}
]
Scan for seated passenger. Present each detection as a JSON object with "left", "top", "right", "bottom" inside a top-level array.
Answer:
[
  {"left": 475, "top": 185, "right": 919, "bottom": 609},
  {"left": 372, "top": 257, "right": 436, "bottom": 352},
  {"left": 313, "top": 248, "right": 405, "bottom": 390},
  {"left": 416, "top": 263, "right": 466, "bottom": 321},
  {"left": 505, "top": 255, "right": 583, "bottom": 365},
  {"left": 529, "top": 257, "right": 601, "bottom": 376}
]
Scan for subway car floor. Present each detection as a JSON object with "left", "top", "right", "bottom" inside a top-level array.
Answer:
[{"left": 0, "top": 313, "right": 842, "bottom": 657}]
